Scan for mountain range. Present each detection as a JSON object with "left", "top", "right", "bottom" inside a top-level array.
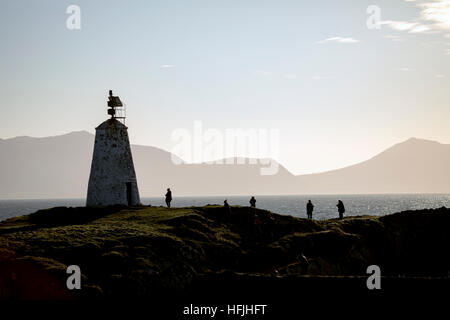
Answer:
[{"left": 0, "top": 132, "right": 449, "bottom": 199}]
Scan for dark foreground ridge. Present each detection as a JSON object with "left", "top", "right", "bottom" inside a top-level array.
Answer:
[{"left": 0, "top": 205, "right": 448, "bottom": 314}]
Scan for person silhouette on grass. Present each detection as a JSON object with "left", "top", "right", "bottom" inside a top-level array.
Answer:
[
  {"left": 337, "top": 200, "right": 345, "bottom": 219},
  {"left": 249, "top": 196, "right": 256, "bottom": 208},
  {"left": 306, "top": 200, "right": 314, "bottom": 220},
  {"left": 165, "top": 188, "right": 172, "bottom": 208},
  {"left": 223, "top": 199, "right": 232, "bottom": 216}
]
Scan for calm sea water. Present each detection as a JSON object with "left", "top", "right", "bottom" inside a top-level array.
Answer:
[{"left": 1, "top": 194, "right": 449, "bottom": 222}]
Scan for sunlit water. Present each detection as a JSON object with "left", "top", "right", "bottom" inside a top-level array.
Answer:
[{"left": 1, "top": 194, "right": 449, "bottom": 222}]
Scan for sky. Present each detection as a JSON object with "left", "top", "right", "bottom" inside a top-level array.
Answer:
[{"left": 1, "top": 0, "right": 449, "bottom": 175}]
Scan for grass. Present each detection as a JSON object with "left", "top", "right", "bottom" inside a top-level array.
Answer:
[{"left": 0, "top": 205, "right": 448, "bottom": 299}]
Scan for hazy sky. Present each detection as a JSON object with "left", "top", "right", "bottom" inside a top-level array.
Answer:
[{"left": 1, "top": 0, "right": 449, "bottom": 175}]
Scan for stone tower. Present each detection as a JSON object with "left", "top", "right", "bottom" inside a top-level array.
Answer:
[{"left": 86, "top": 90, "right": 140, "bottom": 206}]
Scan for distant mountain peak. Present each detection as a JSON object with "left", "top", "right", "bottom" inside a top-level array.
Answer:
[
  {"left": 68, "top": 130, "right": 92, "bottom": 135},
  {"left": 404, "top": 137, "right": 440, "bottom": 144},
  {"left": 3, "top": 130, "right": 94, "bottom": 142},
  {"left": 60, "top": 130, "right": 94, "bottom": 139},
  {"left": 58, "top": 131, "right": 94, "bottom": 138}
]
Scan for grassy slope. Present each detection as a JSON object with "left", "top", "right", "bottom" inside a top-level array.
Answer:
[{"left": 0, "top": 205, "right": 448, "bottom": 300}]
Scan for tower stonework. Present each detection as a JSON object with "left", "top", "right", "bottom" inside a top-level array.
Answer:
[{"left": 86, "top": 91, "right": 140, "bottom": 206}]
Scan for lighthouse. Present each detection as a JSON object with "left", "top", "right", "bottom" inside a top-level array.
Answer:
[{"left": 86, "top": 90, "right": 140, "bottom": 207}]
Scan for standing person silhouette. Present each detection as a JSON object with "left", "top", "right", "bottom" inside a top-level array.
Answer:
[
  {"left": 165, "top": 188, "right": 172, "bottom": 208},
  {"left": 306, "top": 200, "right": 314, "bottom": 219},
  {"left": 249, "top": 196, "right": 256, "bottom": 208},
  {"left": 223, "top": 199, "right": 232, "bottom": 216},
  {"left": 337, "top": 200, "right": 345, "bottom": 219}
]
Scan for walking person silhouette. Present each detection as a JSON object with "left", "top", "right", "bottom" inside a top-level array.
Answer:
[{"left": 165, "top": 188, "right": 172, "bottom": 208}]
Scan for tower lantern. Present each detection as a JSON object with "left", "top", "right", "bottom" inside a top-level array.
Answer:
[{"left": 107, "top": 90, "right": 126, "bottom": 123}]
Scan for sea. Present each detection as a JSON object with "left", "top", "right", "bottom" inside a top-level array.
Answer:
[{"left": 0, "top": 194, "right": 449, "bottom": 222}]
